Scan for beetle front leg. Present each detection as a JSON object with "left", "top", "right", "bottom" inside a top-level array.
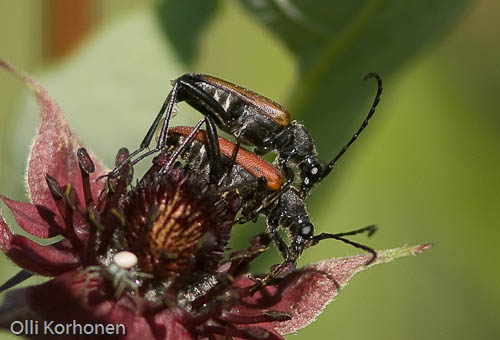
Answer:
[
  {"left": 107, "top": 81, "right": 181, "bottom": 178},
  {"left": 249, "top": 218, "right": 297, "bottom": 293}
]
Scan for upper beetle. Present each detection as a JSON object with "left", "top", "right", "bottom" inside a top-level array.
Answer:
[{"left": 131, "top": 72, "right": 382, "bottom": 198}]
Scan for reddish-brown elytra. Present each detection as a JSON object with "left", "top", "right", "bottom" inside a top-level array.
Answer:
[
  {"left": 198, "top": 74, "right": 291, "bottom": 127},
  {"left": 168, "top": 126, "right": 283, "bottom": 191}
]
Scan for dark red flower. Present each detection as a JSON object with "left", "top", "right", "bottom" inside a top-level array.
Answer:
[{"left": 0, "top": 60, "right": 430, "bottom": 340}]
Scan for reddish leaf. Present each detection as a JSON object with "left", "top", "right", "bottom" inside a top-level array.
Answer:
[
  {"left": 1, "top": 195, "right": 64, "bottom": 238},
  {"left": 0, "top": 60, "right": 109, "bottom": 211},
  {"left": 8, "top": 237, "right": 79, "bottom": 276},
  {"left": 237, "top": 244, "right": 431, "bottom": 335},
  {"left": 0, "top": 214, "right": 14, "bottom": 255},
  {"left": 0, "top": 217, "right": 78, "bottom": 276}
]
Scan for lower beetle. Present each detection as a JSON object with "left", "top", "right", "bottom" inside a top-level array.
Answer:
[{"left": 164, "top": 126, "right": 377, "bottom": 279}]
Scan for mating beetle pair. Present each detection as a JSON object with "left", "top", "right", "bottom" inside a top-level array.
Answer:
[{"left": 118, "top": 72, "right": 383, "bottom": 278}]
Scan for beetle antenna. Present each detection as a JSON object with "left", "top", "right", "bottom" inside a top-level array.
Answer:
[
  {"left": 322, "top": 73, "right": 383, "bottom": 179},
  {"left": 311, "top": 224, "right": 378, "bottom": 265}
]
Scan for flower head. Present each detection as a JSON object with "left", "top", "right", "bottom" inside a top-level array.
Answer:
[{"left": 0, "top": 60, "right": 429, "bottom": 340}]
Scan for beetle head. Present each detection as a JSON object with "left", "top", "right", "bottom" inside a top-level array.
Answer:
[{"left": 299, "top": 157, "right": 323, "bottom": 196}]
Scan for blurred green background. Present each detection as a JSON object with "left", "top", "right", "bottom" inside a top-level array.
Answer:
[{"left": 1, "top": 1, "right": 499, "bottom": 339}]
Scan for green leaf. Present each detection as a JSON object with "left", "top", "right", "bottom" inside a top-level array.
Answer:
[
  {"left": 239, "top": 0, "right": 471, "bottom": 149},
  {"left": 155, "top": 0, "right": 221, "bottom": 65}
]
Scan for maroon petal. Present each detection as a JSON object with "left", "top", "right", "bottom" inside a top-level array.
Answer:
[
  {"left": 1, "top": 195, "right": 64, "bottom": 238},
  {"left": 0, "top": 217, "right": 78, "bottom": 275},
  {"left": 0, "top": 288, "right": 39, "bottom": 332},
  {"left": 0, "top": 271, "right": 192, "bottom": 340},
  {"left": 27, "top": 272, "right": 156, "bottom": 340},
  {"left": 150, "top": 310, "right": 194, "bottom": 340},
  {"left": 239, "top": 245, "right": 431, "bottom": 335},
  {"left": 0, "top": 59, "right": 109, "bottom": 211}
]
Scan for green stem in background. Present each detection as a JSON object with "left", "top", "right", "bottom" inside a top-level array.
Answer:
[{"left": 288, "top": 0, "right": 384, "bottom": 115}]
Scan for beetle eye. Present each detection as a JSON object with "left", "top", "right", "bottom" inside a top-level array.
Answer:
[{"left": 300, "top": 224, "right": 312, "bottom": 237}]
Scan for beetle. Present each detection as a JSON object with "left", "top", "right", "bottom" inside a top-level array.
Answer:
[
  {"left": 164, "top": 125, "right": 377, "bottom": 279},
  {"left": 125, "top": 72, "right": 382, "bottom": 198}
]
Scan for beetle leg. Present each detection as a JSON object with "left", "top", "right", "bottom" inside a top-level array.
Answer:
[
  {"left": 249, "top": 224, "right": 296, "bottom": 293},
  {"left": 160, "top": 118, "right": 206, "bottom": 173},
  {"left": 217, "top": 176, "right": 264, "bottom": 195},
  {"left": 158, "top": 115, "right": 223, "bottom": 184},
  {"left": 232, "top": 177, "right": 270, "bottom": 224},
  {"left": 176, "top": 77, "right": 227, "bottom": 126},
  {"left": 202, "top": 116, "right": 223, "bottom": 183},
  {"left": 267, "top": 218, "right": 296, "bottom": 271},
  {"left": 270, "top": 231, "right": 291, "bottom": 261},
  {"left": 146, "top": 81, "right": 179, "bottom": 150},
  {"left": 237, "top": 171, "right": 293, "bottom": 223},
  {"left": 111, "top": 75, "right": 231, "bottom": 175},
  {"left": 223, "top": 139, "right": 241, "bottom": 186},
  {"left": 235, "top": 164, "right": 294, "bottom": 224},
  {"left": 107, "top": 82, "right": 180, "bottom": 179},
  {"left": 125, "top": 83, "right": 181, "bottom": 169}
]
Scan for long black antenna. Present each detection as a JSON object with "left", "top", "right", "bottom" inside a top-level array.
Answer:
[{"left": 322, "top": 73, "right": 383, "bottom": 179}]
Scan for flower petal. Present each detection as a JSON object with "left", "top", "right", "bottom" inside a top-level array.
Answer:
[
  {"left": 0, "top": 287, "right": 39, "bottom": 331},
  {"left": 0, "top": 271, "right": 191, "bottom": 340},
  {"left": 0, "top": 217, "right": 78, "bottom": 275},
  {"left": 8, "top": 237, "right": 79, "bottom": 276},
  {"left": 0, "top": 59, "right": 109, "bottom": 211},
  {"left": 1, "top": 195, "right": 64, "bottom": 238},
  {"left": 151, "top": 310, "right": 194, "bottom": 340},
  {"left": 240, "top": 244, "right": 431, "bottom": 335}
]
